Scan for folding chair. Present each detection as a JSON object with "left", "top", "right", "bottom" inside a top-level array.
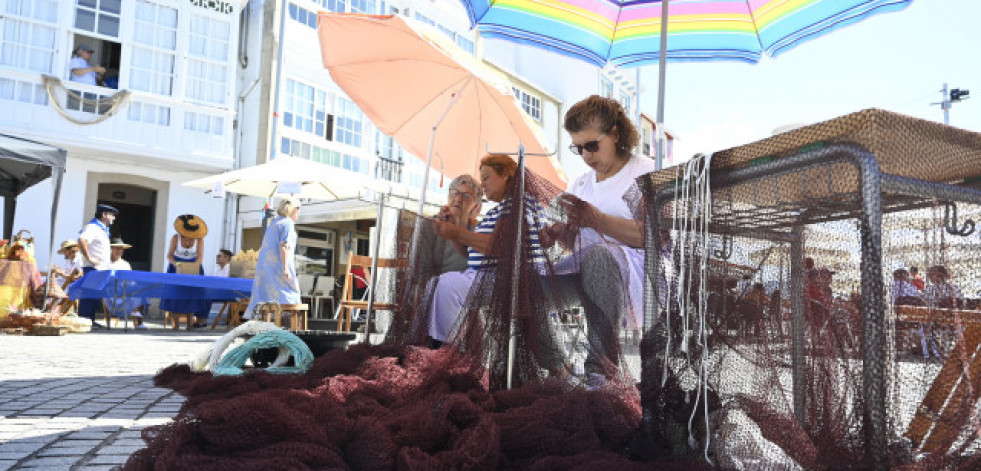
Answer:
[{"left": 334, "top": 251, "right": 406, "bottom": 332}]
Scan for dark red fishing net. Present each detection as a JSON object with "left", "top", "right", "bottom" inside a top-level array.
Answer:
[{"left": 122, "top": 161, "right": 695, "bottom": 470}]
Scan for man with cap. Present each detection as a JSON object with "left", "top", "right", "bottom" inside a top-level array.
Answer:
[
  {"left": 77, "top": 204, "right": 118, "bottom": 322},
  {"left": 50, "top": 240, "right": 82, "bottom": 286},
  {"left": 69, "top": 44, "right": 105, "bottom": 85},
  {"left": 104, "top": 237, "right": 148, "bottom": 329}
]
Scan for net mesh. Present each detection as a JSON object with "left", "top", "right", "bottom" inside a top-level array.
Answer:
[
  {"left": 635, "top": 109, "right": 981, "bottom": 469},
  {"left": 122, "top": 109, "right": 981, "bottom": 469}
]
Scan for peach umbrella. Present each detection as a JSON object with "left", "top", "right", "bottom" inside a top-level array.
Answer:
[{"left": 317, "top": 13, "right": 567, "bottom": 210}]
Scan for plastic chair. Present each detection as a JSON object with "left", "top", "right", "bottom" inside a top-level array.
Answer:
[{"left": 334, "top": 251, "right": 406, "bottom": 332}]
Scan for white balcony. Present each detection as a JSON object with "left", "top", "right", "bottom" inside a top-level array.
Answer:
[{"left": 0, "top": 69, "right": 235, "bottom": 171}]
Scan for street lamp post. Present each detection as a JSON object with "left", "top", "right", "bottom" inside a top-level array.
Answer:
[{"left": 933, "top": 82, "right": 970, "bottom": 125}]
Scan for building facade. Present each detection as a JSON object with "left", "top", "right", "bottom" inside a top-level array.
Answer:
[
  {"left": 1, "top": 0, "right": 246, "bottom": 271},
  {"left": 234, "top": 0, "right": 573, "bottom": 284}
]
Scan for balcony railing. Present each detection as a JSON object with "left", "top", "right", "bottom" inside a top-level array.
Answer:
[
  {"left": 374, "top": 155, "right": 404, "bottom": 183},
  {"left": 0, "top": 69, "right": 235, "bottom": 167}
]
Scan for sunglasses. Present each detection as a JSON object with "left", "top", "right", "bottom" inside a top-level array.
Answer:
[{"left": 568, "top": 138, "right": 602, "bottom": 156}]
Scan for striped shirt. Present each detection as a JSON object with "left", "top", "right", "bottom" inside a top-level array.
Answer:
[{"left": 468, "top": 196, "right": 546, "bottom": 269}]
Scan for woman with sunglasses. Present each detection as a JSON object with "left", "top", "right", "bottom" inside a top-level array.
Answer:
[{"left": 549, "top": 95, "right": 657, "bottom": 380}]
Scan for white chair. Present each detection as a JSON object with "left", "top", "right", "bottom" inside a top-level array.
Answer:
[{"left": 312, "top": 275, "right": 335, "bottom": 319}]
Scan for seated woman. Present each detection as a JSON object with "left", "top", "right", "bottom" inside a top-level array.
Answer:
[
  {"left": 428, "top": 154, "right": 545, "bottom": 346},
  {"left": 545, "top": 95, "right": 656, "bottom": 378},
  {"left": 436, "top": 174, "right": 483, "bottom": 274},
  {"left": 925, "top": 265, "right": 963, "bottom": 309},
  {"left": 103, "top": 238, "right": 147, "bottom": 329}
]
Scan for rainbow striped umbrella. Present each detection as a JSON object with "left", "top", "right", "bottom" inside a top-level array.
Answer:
[{"left": 461, "top": 0, "right": 913, "bottom": 67}]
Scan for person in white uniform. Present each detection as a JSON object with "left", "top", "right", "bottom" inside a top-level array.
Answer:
[
  {"left": 77, "top": 204, "right": 117, "bottom": 321},
  {"left": 546, "top": 95, "right": 657, "bottom": 379}
]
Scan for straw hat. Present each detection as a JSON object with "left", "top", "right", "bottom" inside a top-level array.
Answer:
[
  {"left": 57, "top": 240, "right": 78, "bottom": 254},
  {"left": 174, "top": 214, "right": 208, "bottom": 239},
  {"left": 110, "top": 237, "right": 132, "bottom": 249}
]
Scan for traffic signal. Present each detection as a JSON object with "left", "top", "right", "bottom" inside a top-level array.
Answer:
[{"left": 950, "top": 88, "right": 970, "bottom": 102}]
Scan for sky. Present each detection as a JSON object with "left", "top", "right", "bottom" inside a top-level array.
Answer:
[{"left": 632, "top": 0, "right": 981, "bottom": 163}]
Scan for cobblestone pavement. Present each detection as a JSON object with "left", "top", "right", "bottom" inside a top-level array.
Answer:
[{"left": 0, "top": 324, "right": 223, "bottom": 471}]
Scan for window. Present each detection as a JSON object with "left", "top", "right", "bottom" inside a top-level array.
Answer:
[
  {"left": 619, "top": 90, "right": 632, "bottom": 118},
  {"left": 185, "top": 111, "right": 224, "bottom": 135},
  {"left": 348, "top": 0, "right": 375, "bottom": 14},
  {"left": 280, "top": 138, "right": 368, "bottom": 175},
  {"left": 130, "top": 1, "right": 177, "bottom": 96},
  {"left": 0, "top": 77, "right": 48, "bottom": 105},
  {"left": 375, "top": 132, "right": 401, "bottom": 161},
  {"left": 185, "top": 14, "right": 230, "bottom": 105},
  {"left": 414, "top": 12, "right": 436, "bottom": 27},
  {"left": 600, "top": 77, "right": 613, "bottom": 99},
  {"left": 127, "top": 101, "right": 170, "bottom": 126},
  {"left": 512, "top": 87, "right": 541, "bottom": 121},
  {"left": 455, "top": 35, "right": 475, "bottom": 55},
  {"left": 288, "top": 3, "right": 317, "bottom": 29},
  {"left": 334, "top": 96, "right": 363, "bottom": 148},
  {"left": 0, "top": 0, "right": 58, "bottom": 73},
  {"left": 75, "top": 0, "right": 121, "bottom": 38},
  {"left": 322, "top": 0, "right": 346, "bottom": 13},
  {"left": 284, "top": 78, "right": 327, "bottom": 138}
]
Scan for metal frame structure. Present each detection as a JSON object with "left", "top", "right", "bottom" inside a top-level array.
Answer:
[{"left": 640, "top": 143, "right": 981, "bottom": 469}]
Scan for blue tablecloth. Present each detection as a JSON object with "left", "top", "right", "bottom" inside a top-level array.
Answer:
[{"left": 68, "top": 270, "right": 252, "bottom": 303}]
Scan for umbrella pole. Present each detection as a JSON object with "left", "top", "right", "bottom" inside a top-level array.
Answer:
[
  {"left": 416, "top": 91, "right": 462, "bottom": 216},
  {"left": 506, "top": 145, "right": 527, "bottom": 390},
  {"left": 655, "top": 0, "right": 669, "bottom": 170},
  {"left": 362, "top": 191, "right": 386, "bottom": 344}
]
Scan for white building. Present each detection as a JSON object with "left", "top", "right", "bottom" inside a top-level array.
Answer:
[
  {"left": 233, "top": 0, "right": 573, "bottom": 283},
  {"left": 1, "top": 0, "right": 245, "bottom": 272}
]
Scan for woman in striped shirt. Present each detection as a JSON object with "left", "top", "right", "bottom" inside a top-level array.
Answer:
[{"left": 427, "top": 154, "right": 545, "bottom": 346}]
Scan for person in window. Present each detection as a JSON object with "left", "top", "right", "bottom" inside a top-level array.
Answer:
[{"left": 69, "top": 45, "right": 105, "bottom": 86}]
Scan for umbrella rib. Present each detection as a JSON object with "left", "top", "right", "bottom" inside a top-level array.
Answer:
[{"left": 389, "top": 73, "right": 474, "bottom": 137}]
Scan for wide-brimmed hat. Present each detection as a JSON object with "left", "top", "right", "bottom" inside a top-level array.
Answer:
[
  {"left": 57, "top": 240, "right": 78, "bottom": 254},
  {"left": 110, "top": 237, "right": 132, "bottom": 249},
  {"left": 174, "top": 214, "right": 208, "bottom": 238}
]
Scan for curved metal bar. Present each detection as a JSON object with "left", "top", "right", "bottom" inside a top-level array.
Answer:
[{"left": 944, "top": 202, "right": 976, "bottom": 236}]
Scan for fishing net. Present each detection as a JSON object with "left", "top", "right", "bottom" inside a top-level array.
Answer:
[
  {"left": 122, "top": 153, "right": 676, "bottom": 470},
  {"left": 634, "top": 109, "right": 981, "bottom": 469},
  {"left": 123, "top": 109, "right": 981, "bottom": 469}
]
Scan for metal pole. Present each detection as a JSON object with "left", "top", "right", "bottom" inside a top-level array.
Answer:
[
  {"left": 654, "top": 0, "right": 669, "bottom": 170},
  {"left": 268, "top": 0, "right": 288, "bottom": 162},
  {"left": 506, "top": 144, "right": 527, "bottom": 390},
  {"left": 362, "top": 192, "right": 385, "bottom": 344},
  {"left": 416, "top": 88, "right": 464, "bottom": 216},
  {"left": 942, "top": 82, "right": 949, "bottom": 125}
]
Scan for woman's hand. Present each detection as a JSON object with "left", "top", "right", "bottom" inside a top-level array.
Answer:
[
  {"left": 557, "top": 194, "right": 604, "bottom": 230},
  {"left": 283, "top": 268, "right": 292, "bottom": 284},
  {"left": 434, "top": 219, "right": 462, "bottom": 241}
]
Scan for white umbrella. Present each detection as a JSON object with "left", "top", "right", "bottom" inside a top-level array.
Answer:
[{"left": 183, "top": 156, "right": 368, "bottom": 201}]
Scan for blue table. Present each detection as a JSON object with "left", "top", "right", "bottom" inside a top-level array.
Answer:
[{"left": 68, "top": 270, "right": 252, "bottom": 330}]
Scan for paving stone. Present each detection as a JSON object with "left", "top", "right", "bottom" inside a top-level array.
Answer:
[{"left": 0, "top": 460, "right": 16, "bottom": 471}]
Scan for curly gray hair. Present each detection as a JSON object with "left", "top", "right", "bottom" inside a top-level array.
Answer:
[{"left": 448, "top": 174, "right": 483, "bottom": 203}]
